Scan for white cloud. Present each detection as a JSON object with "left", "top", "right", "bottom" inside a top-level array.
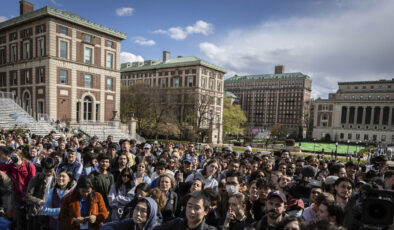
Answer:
[
  {"left": 199, "top": 0, "right": 394, "bottom": 98},
  {"left": 0, "top": 16, "right": 7, "bottom": 22},
  {"left": 120, "top": 52, "right": 144, "bottom": 63},
  {"left": 153, "top": 20, "right": 214, "bottom": 40},
  {"left": 50, "top": 0, "right": 62, "bottom": 7},
  {"left": 116, "top": 7, "right": 134, "bottom": 17},
  {"left": 133, "top": 37, "right": 156, "bottom": 46}
]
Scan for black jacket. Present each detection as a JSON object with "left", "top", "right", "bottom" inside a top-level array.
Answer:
[
  {"left": 153, "top": 218, "right": 217, "bottom": 230},
  {"left": 161, "top": 190, "right": 178, "bottom": 222}
]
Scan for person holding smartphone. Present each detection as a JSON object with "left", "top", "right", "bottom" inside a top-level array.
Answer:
[{"left": 58, "top": 175, "right": 108, "bottom": 230}]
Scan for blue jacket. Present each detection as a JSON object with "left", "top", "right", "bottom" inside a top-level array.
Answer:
[
  {"left": 101, "top": 197, "right": 158, "bottom": 230},
  {"left": 57, "top": 161, "right": 83, "bottom": 180}
]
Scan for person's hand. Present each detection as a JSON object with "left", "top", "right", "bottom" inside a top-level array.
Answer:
[
  {"left": 39, "top": 200, "right": 45, "bottom": 206},
  {"left": 87, "top": 215, "right": 96, "bottom": 223},
  {"left": 224, "top": 210, "right": 235, "bottom": 225},
  {"left": 74, "top": 217, "right": 85, "bottom": 224}
]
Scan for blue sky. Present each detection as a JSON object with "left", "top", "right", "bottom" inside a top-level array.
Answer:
[{"left": 1, "top": 0, "right": 393, "bottom": 98}]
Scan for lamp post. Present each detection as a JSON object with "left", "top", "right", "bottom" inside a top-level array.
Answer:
[
  {"left": 347, "top": 140, "right": 350, "bottom": 161},
  {"left": 313, "top": 139, "right": 316, "bottom": 154},
  {"left": 335, "top": 142, "right": 338, "bottom": 160}
]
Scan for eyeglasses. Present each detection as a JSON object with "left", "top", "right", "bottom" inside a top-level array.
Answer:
[{"left": 122, "top": 174, "right": 131, "bottom": 178}]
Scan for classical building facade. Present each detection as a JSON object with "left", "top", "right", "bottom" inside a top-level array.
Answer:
[
  {"left": 224, "top": 66, "right": 312, "bottom": 138},
  {"left": 0, "top": 1, "right": 126, "bottom": 123},
  {"left": 121, "top": 51, "right": 226, "bottom": 144},
  {"left": 313, "top": 79, "right": 394, "bottom": 144}
]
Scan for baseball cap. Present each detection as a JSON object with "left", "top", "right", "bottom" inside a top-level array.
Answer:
[
  {"left": 144, "top": 143, "right": 151, "bottom": 149},
  {"left": 301, "top": 165, "right": 318, "bottom": 178},
  {"left": 287, "top": 198, "right": 304, "bottom": 210},
  {"left": 267, "top": 190, "right": 287, "bottom": 204},
  {"left": 225, "top": 146, "right": 233, "bottom": 152},
  {"left": 245, "top": 146, "right": 252, "bottom": 152},
  {"left": 183, "top": 156, "right": 195, "bottom": 164},
  {"left": 92, "top": 135, "right": 98, "bottom": 140}
]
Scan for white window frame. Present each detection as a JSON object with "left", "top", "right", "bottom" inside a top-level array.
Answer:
[
  {"left": 106, "top": 78, "right": 113, "bottom": 91},
  {"left": 11, "top": 44, "right": 17, "bottom": 62},
  {"left": 59, "top": 40, "right": 69, "bottom": 59},
  {"left": 38, "top": 38, "right": 44, "bottom": 57},
  {"left": 84, "top": 74, "right": 92, "bottom": 88},
  {"left": 106, "top": 52, "right": 114, "bottom": 69},
  {"left": 84, "top": 46, "right": 93, "bottom": 64},
  {"left": 60, "top": 69, "right": 67, "bottom": 85},
  {"left": 23, "top": 41, "right": 30, "bottom": 59}
]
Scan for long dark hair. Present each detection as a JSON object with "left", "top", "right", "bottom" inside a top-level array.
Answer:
[{"left": 116, "top": 168, "right": 134, "bottom": 194}]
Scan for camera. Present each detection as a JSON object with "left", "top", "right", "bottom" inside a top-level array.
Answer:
[{"left": 344, "top": 183, "right": 394, "bottom": 230}]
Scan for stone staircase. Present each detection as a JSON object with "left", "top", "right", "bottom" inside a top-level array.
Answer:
[
  {"left": 78, "top": 122, "right": 145, "bottom": 143},
  {"left": 0, "top": 97, "right": 57, "bottom": 136}
]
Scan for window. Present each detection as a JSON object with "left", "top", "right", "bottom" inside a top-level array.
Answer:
[
  {"left": 38, "top": 24, "right": 45, "bottom": 33},
  {"left": 217, "top": 97, "right": 221, "bottom": 106},
  {"left": 106, "top": 53, "right": 113, "bottom": 68},
  {"left": 38, "top": 68, "right": 44, "bottom": 83},
  {"left": 38, "top": 101, "right": 44, "bottom": 114},
  {"left": 370, "top": 85, "right": 374, "bottom": 89},
  {"left": 0, "top": 73, "right": 5, "bottom": 87},
  {"left": 24, "top": 42, "right": 30, "bottom": 59},
  {"left": 11, "top": 72, "right": 17, "bottom": 85},
  {"left": 38, "top": 39, "right": 44, "bottom": 57},
  {"left": 202, "top": 77, "right": 206, "bottom": 88},
  {"left": 84, "top": 47, "right": 92, "bottom": 64},
  {"left": 59, "top": 26, "right": 68, "bottom": 35},
  {"left": 106, "top": 78, "right": 113, "bottom": 90},
  {"left": 161, "top": 79, "right": 166, "bottom": 88},
  {"left": 85, "top": 34, "right": 92, "bottom": 43},
  {"left": 188, "top": 77, "right": 193, "bottom": 87},
  {"left": 60, "top": 41, "right": 68, "bottom": 59},
  {"left": 0, "top": 47, "right": 5, "bottom": 65},
  {"left": 217, "top": 82, "right": 222, "bottom": 91},
  {"left": 85, "top": 74, "right": 92, "bottom": 88},
  {"left": 60, "top": 70, "right": 67, "bottom": 84},
  {"left": 25, "top": 70, "right": 30, "bottom": 84},
  {"left": 210, "top": 79, "right": 214, "bottom": 89},
  {"left": 364, "top": 134, "right": 369, "bottom": 141},
  {"left": 348, "top": 133, "right": 352, "bottom": 140},
  {"left": 11, "top": 45, "right": 17, "bottom": 62},
  {"left": 356, "top": 134, "right": 360, "bottom": 140},
  {"left": 107, "top": 40, "right": 113, "bottom": 48},
  {"left": 174, "top": 78, "right": 179, "bottom": 88}
]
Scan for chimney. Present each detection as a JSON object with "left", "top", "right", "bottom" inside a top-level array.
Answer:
[
  {"left": 275, "top": 65, "right": 285, "bottom": 74},
  {"left": 20, "top": 0, "right": 34, "bottom": 16},
  {"left": 163, "top": 51, "right": 170, "bottom": 62}
]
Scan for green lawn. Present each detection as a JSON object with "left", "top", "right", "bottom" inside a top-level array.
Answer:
[{"left": 296, "top": 142, "right": 363, "bottom": 154}]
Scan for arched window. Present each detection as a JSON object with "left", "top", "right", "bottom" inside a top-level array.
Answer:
[{"left": 83, "top": 96, "right": 93, "bottom": 120}]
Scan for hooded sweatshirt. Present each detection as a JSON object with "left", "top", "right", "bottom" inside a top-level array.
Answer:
[{"left": 101, "top": 197, "right": 158, "bottom": 230}]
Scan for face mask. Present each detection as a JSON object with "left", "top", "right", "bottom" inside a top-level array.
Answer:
[
  {"left": 156, "top": 151, "right": 161, "bottom": 156},
  {"left": 226, "top": 185, "right": 238, "bottom": 195},
  {"left": 287, "top": 210, "right": 302, "bottom": 217}
]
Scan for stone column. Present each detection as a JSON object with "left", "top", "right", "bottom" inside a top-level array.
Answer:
[
  {"left": 362, "top": 106, "right": 366, "bottom": 126},
  {"left": 345, "top": 105, "right": 350, "bottom": 125},
  {"left": 379, "top": 106, "right": 384, "bottom": 127},
  {"left": 389, "top": 106, "right": 393, "bottom": 126},
  {"left": 370, "top": 106, "right": 375, "bottom": 126}
]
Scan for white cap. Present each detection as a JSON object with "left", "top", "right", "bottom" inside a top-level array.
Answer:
[{"left": 245, "top": 146, "right": 252, "bottom": 152}]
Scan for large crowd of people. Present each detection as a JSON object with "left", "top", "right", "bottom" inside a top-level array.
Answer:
[{"left": 0, "top": 127, "right": 393, "bottom": 230}]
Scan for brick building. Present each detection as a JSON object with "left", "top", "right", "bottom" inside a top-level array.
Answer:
[
  {"left": 0, "top": 1, "right": 126, "bottom": 123},
  {"left": 224, "top": 66, "right": 312, "bottom": 138},
  {"left": 121, "top": 51, "right": 226, "bottom": 144},
  {"left": 313, "top": 79, "right": 394, "bottom": 144}
]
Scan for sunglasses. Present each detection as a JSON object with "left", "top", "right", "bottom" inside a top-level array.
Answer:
[{"left": 122, "top": 174, "right": 131, "bottom": 178}]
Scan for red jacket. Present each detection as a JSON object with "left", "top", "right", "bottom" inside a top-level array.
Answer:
[
  {"left": 58, "top": 189, "right": 108, "bottom": 230},
  {"left": 0, "top": 161, "right": 36, "bottom": 197}
]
